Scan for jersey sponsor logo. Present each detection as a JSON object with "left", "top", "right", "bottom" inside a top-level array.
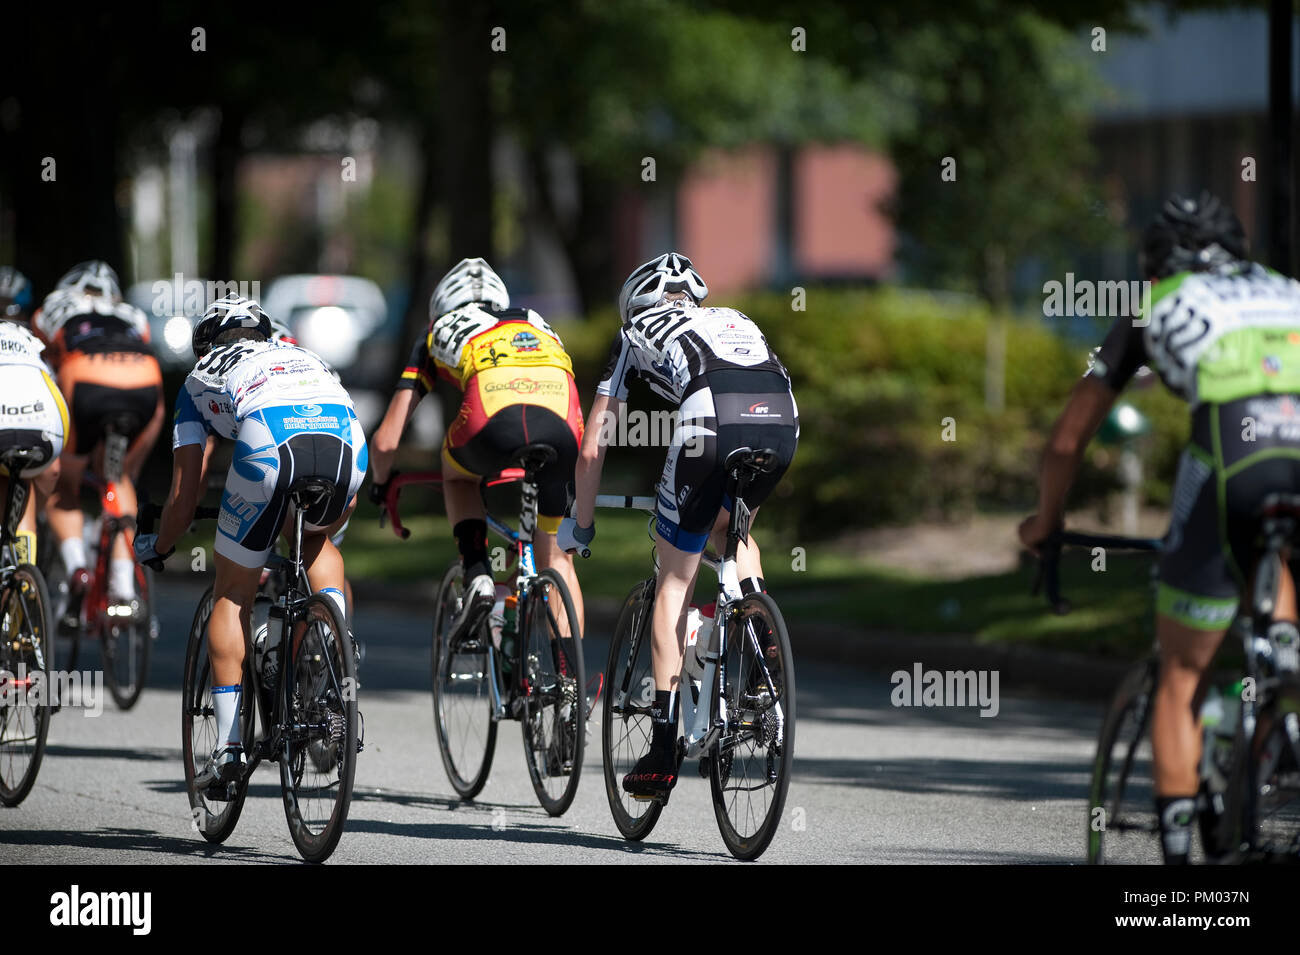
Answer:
[
  {"left": 294, "top": 403, "right": 323, "bottom": 418},
  {"left": 510, "top": 331, "right": 541, "bottom": 352},
  {"left": 1263, "top": 355, "right": 1282, "bottom": 375},
  {"left": 483, "top": 377, "right": 564, "bottom": 396},
  {"left": 0, "top": 401, "right": 45, "bottom": 416},
  {"left": 208, "top": 399, "right": 232, "bottom": 415}
]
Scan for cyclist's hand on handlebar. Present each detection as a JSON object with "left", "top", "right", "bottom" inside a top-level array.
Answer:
[
  {"left": 556, "top": 517, "right": 594, "bottom": 557},
  {"left": 1017, "top": 514, "right": 1056, "bottom": 557},
  {"left": 368, "top": 469, "right": 398, "bottom": 507},
  {"left": 133, "top": 532, "right": 173, "bottom": 572}
]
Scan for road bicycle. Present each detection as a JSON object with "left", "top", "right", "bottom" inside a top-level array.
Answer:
[
  {"left": 44, "top": 414, "right": 157, "bottom": 710},
  {"left": 593, "top": 446, "right": 795, "bottom": 861},
  {"left": 381, "top": 443, "right": 587, "bottom": 816},
  {"left": 149, "top": 478, "right": 360, "bottom": 863},
  {"left": 0, "top": 448, "right": 54, "bottom": 806},
  {"left": 1038, "top": 511, "right": 1300, "bottom": 864}
]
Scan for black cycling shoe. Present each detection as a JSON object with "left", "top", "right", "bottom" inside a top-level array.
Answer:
[
  {"left": 622, "top": 737, "right": 682, "bottom": 801},
  {"left": 196, "top": 743, "right": 246, "bottom": 802}
]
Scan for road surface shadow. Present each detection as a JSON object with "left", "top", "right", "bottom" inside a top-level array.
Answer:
[
  {"left": 794, "top": 754, "right": 1090, "bottom": 802},
  {"left": 0, "top": 826, "right": 286, "bottom": 862}
]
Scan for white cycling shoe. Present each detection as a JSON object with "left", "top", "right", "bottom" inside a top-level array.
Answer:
[{"left": 451, "top": 573, "right": 495, "bottom": 641}]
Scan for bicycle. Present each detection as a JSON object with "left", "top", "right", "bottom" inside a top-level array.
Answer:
[
  {"left": 380, "top": 443, "right": 587, "bottom": 816},
  {"left": 44, "top": 414, "right": 157, "bottom": 710},
  {"left": 592, "top": 447, "right": 795, "bottom": 861},
  {"left": 1040, "top": 511, "right": 1300, "bottom": 864},
  {"left": 147, "top": 478, "right": 360, "bottom": 863},
  {"left": 0, "top": 449, "right": 54, "bottom": 806}
]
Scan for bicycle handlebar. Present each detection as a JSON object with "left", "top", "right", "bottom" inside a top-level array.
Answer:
[
  {"left": 380, "top": 467, "right": 533, "bottom": 540},
  {"left": 1032, "top": 529, "right": 1162, "bottom": 615}
]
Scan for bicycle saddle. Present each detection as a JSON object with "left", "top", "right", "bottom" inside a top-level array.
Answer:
[
  {"left": 511, "top": 443, "right": 558, "bottom": 474},
  {"left": 723, "top": 447, "right": 780, "bottom": 477},
  {"left": 104, "top": 412, "right": 142, "bottom": 436},
  {"left": 288, "top": 476, "right": 335, "bottom": 509},
  {"left": 0, "top": 446, "right": 48, "bottom": 470}
]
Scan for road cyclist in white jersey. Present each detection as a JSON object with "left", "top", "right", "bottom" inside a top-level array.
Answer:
[{"left": 134, "top": 295, "right": 368, "bottom": 792}]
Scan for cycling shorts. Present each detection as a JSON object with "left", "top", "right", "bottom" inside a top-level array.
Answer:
[
  {"left": 1160, "top": 394, "right": 1300, "bottom": 630},
  {"left": 444, "top": 366, "right": 582, "bottom": 534},
  {"left": 216, "top": 403, "right": 368, "bottom": 569},
  {"left": 58, "top": 350, "right": 163, "bottom": 456},
  {"left": 0, "top": 364, "right": 68, "bottom": 478},
  {"left": 655, "top": 368, "right": 798, "bottom": 553}
]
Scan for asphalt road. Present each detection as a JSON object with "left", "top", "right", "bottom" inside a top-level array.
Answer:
[{"left": 0, "top": 578, "right": 1128, "bottom": 864}]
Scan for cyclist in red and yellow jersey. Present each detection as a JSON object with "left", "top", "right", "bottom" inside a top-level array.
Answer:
[{"left": 369, "top": 258, "right": 585, "bottom": 637}]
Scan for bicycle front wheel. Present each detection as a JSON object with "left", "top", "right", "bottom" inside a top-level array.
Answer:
[
  {"left": 519, "top": 568, "right": 585, "bottom": 816},
  {"left": 0, "top": 566, "right": 53, "bottom": 806},
  {"left": 181, "top": 587, "right": 254, "bottom": 844},
  {"left": 601, "top": 578, "right": 663, "bottom": 841},
  {"left": 432, "top": 561, "right": 497, "bottom": 799},
  {"left": 101, "top": 556, "right": 154, "bottom": 710},
  {"left": 1086, "top": 658, "right": 1158, "bottom": 864},
  {"left": 280, "top": 593, "right": 358, "bottom": 863},
  {"left": 709, "top": 592, "right": 795, "bottom": 861}
]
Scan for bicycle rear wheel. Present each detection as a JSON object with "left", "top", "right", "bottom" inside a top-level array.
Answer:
[
  {"left": 0, "top": 566, "right": 52, "bottom": 807},
  {"left": 519, "top": 568, "right": 585, "bottom": 816},
  {"left": 601, "top": 578, "right": 663, "bottom": 841},
  {"left": 101, "top": 553, "right": 154, "bottom": 711},
  {"left": 181, "top": 587, "right": 254, "bottom": 843},
  {"left": 280, "top": 593, "right": 357, "bottom": 863},
  {"left": 709, "top": 592, "right": 795, "bottom": 861},
  {"left": 1222, "top": 690, "right": 1300, "bottom": 861},
  {"left": 432, "top": 561, "right": 497, "bottom": 798},
  {"left": 1086, "top": 658, "right": 1159, "bottom": 864}
]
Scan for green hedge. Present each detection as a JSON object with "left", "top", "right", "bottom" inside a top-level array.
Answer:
[{"left": 560, "top": 288, "right": 1188, "bottom": 539}]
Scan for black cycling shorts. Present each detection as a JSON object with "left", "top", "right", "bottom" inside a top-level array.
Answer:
[
  {"left": 655, "top": 368, "right": 798, "bottom": 553},
  {"left": 1160, "top": 394, "right": 1300, "bottom": 629},
  {"left": 69, "top": 382, "right": 159, "bottom": 456},
  {"left": 444, "top": 403, "right": 579, "bottom": 532}
]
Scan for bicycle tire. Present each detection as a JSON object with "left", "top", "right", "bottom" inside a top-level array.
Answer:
[
  {"left": 709, "top": 591, "right": 795, "bottom": 861},
  {"left": 1086, "top": 658, "right": 1158, "bottom": 864},
  {"left": 1221, "top": 690, "right": 1300, "bottom": 862},
  {"left": 181, "top": 586, "right": 254, "bottom": 844},
  {"left": 601, "top": 578, "right": 663, "bottom": 841},
  {"left": 518, "top": 567, "right": 585, "bottom": 816},
  {"left": 280, "top": 592, "right": 357, "bottom": 863},
  {"left": 101, "top": 549, "right": 152, "bottom": 711},
  {"left": 0, "top": 565, "right": 53, "bottom": 806},
  {"left": 432, "top": 560, "right": 497, "bottom": 799}
]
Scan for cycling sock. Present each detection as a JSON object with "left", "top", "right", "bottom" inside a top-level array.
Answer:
[
  {"left": 60, "top": 537, "right": 87, "bottom": 576},
  {"left": 212, "top": 684, "right": 243, "bottom": 747},
  {"left": 650, "top": 689, "right": 678, "bottom": 753},
  {"left": 109, "top": 558, "right": 136, "bottom": 600},
  {"left": 454, "top": 519, "right": 489, "bottom": 579},
  {"left": 1155, "top": 795, "right": 1196, "bottom": 864},
  {"left": 320, "top": 587, "right": 346, "bottom": 619},
  {"left": 741, "top": 576, "right": 766, "bottom": 596}
]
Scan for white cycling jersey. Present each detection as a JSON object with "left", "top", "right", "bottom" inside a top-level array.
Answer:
[
  {"left": 0, "top": 322, "right": 53, "bottom": 373},
  {"left": 173, "top": 339, "right": 353, "bottom": 448},
  {"left": 597, "top": 303, "right": 788, "bottom": 405}
]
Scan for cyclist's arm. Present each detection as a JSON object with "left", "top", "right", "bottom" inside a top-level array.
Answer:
[
  {"left": 1027, "top": 376, "right": 1118, "bottom": 545},
  {"left": 156, "top": 443, "right": 204, "bottom": 555},
  {"left": 370, "top": 388, "right": 419, "bottom": 485},
  {"left": 574, "top": 392, "right": 619, "bottom": 528}
]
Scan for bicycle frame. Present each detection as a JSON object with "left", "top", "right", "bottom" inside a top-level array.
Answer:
[{"left": 80, "top": 431, "right": 136, "bottom": 632}]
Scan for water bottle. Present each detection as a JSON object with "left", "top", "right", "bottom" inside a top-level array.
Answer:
[
  {"left": 252, "top": 595, "right": 283, "bottom": 691},
  {"left": 683, "top": 603, "right": 713, "bottom": 705},
  {"left": 1199, "top": 687, "right": 1225, "bottom": 790}
]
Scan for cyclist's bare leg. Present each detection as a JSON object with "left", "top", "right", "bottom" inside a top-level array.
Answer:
[
  {"left": 441, "top": 446, "right": 483, "bottom": 527},
  {"left": 1151, "top": 616, "right": 1229, "bottom": 796},
  {"left": 107, "top": 403, "right": 163, "bottom": 562},
  {"left": 705, "top": 505, "right": 764, "bottom": 584},
  {"left": 210, "top": 554, "right": 260, "bottom": 687},
  {"left": 47, "top": 452, "right": 87, "bottom": 563},
  {"left": 535, "top": 530, "right": 583, "bottom": 634},
  {"left": 651, "top": 535, "right": 703, "bottom": 692}
]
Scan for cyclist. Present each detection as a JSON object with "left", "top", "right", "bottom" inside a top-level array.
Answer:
[
  {"left": 134, "top": 295, "right": 367, "bottom": 793},
  {"left": 369, "top": 257, "right": 586, "bottom": 637},
  {"left": 560, "top": 252, "right": 799, "bottom": 799},
  {"left": 0, "top": 282, "right": 67, "bottom": 563},
  {"left": 35, "top": 275, "right": 163, "bottom": 616},
  {"left": 1019, "top": 193, "right": 1300, "bottom": 864}
]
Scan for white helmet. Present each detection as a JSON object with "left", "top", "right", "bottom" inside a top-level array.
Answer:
[
  {"left": 430, "top": 257, "right": 509, "bottom": 319},
  {"left": 55, "top": 260, "right": 122, "bottom": 301},
  {"left": 618, "top": 252, "right": 708, "bottom": 324}
]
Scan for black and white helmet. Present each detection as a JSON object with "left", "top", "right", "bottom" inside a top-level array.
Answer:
[
  {"left": 430, "top": 257, "right": 509, "bottom": 319},
  {"left": 191, "top": 295, "right": 272, "bottom": 359},
  {"left": 55, "top": 260, "right": 122, "bottom": 301},
  {"left": 618, "top": 252, "right": 708, "bottom": 324}
]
